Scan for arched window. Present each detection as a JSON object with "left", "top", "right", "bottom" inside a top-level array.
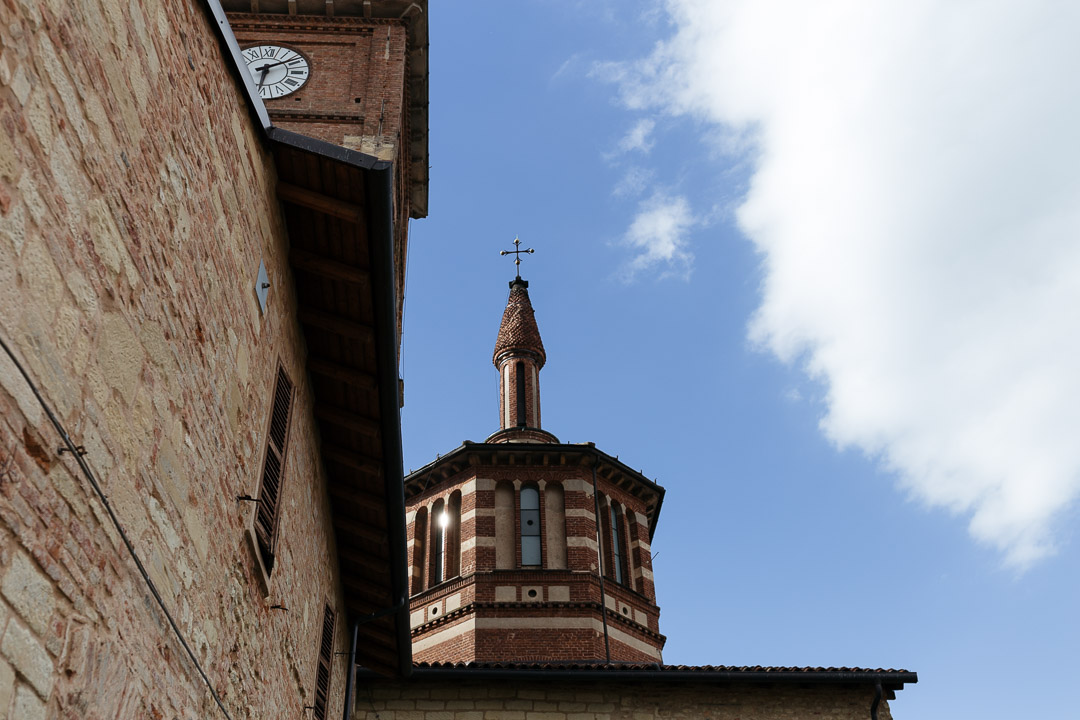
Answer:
[
  {"left": 598, "top": 494, "right": 613, "bottom": 579},
  {"left": 446, "top": 491, "right": 462, "bottom": 579},
  {"left": 515, "top": 361, "right": 526, "bottom": 427},
  {"left": 430, "top": 498, "right": 445, "bottom": 586},
  {"left": 545, "top": 483, "right": 567, "bottom": 570},
  {"left": 625, "top": 510, "right": 639, "bottom": 592},
  {"left": 520, "top": 485, "right": 541, "bottom": 567},
  {"left": 610, "top": 503, "right": 625, "bottom": 585},
  {"left": 495, "top": 482, "right": 515, "bottom": 569},
  {"left": 411, "top": 507, "right": 428, "bottom": 595}
]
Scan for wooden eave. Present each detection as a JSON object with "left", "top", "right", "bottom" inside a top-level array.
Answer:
[
  {"left": 202, "top": 0, "right": 413, "bottom": 678},
  {"left": 270, "top": 129, "right": 411, "bottom": 677}
]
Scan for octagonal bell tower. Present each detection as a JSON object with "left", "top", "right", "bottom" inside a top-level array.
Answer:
[{"left": 404, "top": 275, "right": 666, "bottom": 664}]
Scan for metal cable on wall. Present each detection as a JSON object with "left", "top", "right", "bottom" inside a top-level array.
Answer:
[{"left": 0, "top": 332, "right": 235, "bottom": 720}]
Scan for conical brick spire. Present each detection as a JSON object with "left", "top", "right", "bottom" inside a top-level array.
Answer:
[
  {"left": 490, "top": 278, "right": 555, "bottom": 441},
  {"left": 493, "top": 278, "right": 546, "bottom": 369}
]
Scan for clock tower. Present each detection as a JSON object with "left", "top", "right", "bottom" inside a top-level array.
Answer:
[{"left": 223, "top": 0, "right": 429, "bottom": 343}]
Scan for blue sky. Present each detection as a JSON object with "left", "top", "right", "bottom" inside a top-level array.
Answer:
[{"left": 399, "top": 2, "right": 1080, "bottom": 717}]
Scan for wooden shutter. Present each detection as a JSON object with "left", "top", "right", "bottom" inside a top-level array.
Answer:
[
  {"left": 312, "top": 604, "right": 335, "bottom": 720},
  {"left": 255, "top": 365, "right": 293, "bottom": 570}
]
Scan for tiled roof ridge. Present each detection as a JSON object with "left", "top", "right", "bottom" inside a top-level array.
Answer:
[{"left": 493, "top": 279, "right": 546, "bottom": 367}]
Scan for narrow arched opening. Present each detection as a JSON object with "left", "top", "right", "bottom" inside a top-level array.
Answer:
[
  {"left": 430, "top": 498, "right": 445, "bottom": 586},
  {"left": 446, "top": 490, "right": 462, "bottom": 579},
  {"left": 412, "top": 507, "right": 428, "bottom": 595},
  {"left": 545, "top": 483, "right": 567, "bottom": 570},
  {"left": 520, "top": 484, "right": 541, "bottom": 567},
  {"left": 495, "top": 481, "right": 515, "bottom": 570}
]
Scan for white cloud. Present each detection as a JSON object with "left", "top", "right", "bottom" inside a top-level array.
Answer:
[
  {"left": 608, "top": 0, "right": 1080, "bottom": 567},
  {"left": 612, "top": 166, "right": 655, "bottom": 198},
  {"left": 619, "top": 118, "right": 657, "bottom": 154},
  {"left": 619, "top": 192, "right": 695, "bottom": 281},
  {"left": 551, "top": 53, "right": 582, "bottom": 82}
]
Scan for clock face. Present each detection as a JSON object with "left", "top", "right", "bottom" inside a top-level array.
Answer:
[{"left": 242, "top": 45, "right": 310, "bottom": 99}]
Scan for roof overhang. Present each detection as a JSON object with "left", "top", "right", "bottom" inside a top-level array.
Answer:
[
  {"left": 404, "top": 442, "right": 667, "bottom": 540},
  {"left": 202, "top": 0, "right": 412, "bottom": 677},
  {"left": 364, "top": 663, "right": 917, "bottom": 699}
]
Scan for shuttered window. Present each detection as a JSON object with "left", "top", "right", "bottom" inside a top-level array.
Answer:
[
  {"left": 312, "top": 604, "right": 335, "bottom": 720},
  {"left": 255, "top": 364, "right": 293, "bottom": 572}
]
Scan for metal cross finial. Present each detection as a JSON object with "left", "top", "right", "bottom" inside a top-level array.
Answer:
[{"left": 499, "top": 236, "right": 534, "bottom": 278}]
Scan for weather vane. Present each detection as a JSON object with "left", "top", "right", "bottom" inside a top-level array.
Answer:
[{"left": 499, "top": 236, "right": 534, "bottom": 278}]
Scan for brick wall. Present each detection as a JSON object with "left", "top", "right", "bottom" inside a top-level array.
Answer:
[
  {"left": 496, "top": 354, "right": 543, "bottom": 432},
  {"left": 353, "top": 675, "right": 896, "bottom": 720},
  {"left": 229, "top": 17, "right": 407, "bottom": 151},
  {"left": 405, "top": 461, "right": 665, "bottom": 664},
  {"left": 0, "top": 1, "right": 353, "bottom": 717},
  {"left": 229, "top": 13, "right": 413, "bottom": 346}
]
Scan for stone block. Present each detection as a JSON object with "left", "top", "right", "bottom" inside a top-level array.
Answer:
[
  {"left": 98, "top": 311, "right": 144, "bottom": 405},
  {"left": 0, "top": 658, "right": 14, "bottom": 713},
  {"left": 10, "top": 65, "right": 31, "bottom": 106},
  {"left": 12, "top": 682, "right": 45, "bottom": 720},
  {"left": 443, "top": 700, "right": 476, "bottom": 710},
  {"left": 505, "top": 700, "right": 533, "bottom": 710},
  {"left": 1, "top": 622, "right": 53, "bottom": 698},
  {"left": 0, "top": 348, "right": 41, "bottom": 426},
  {"left": 20, "top": 237, "right": 64, "bottom": 315},
  {"left": 548, "top": 586, "right": 570, "bottom": 602}
]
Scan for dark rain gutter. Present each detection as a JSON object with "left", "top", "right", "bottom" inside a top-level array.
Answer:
[
  {"left": 591, "top": 463, "right": 612, "bottom": 662},
  {"left": 387, "top": 667, "right": 918, "bottom": 689},
  {"left": 263, "top": 127, "right": 392, "bottom": 171},
  {"left": 199, "top": 0, "right": 412, "bottom": 676}
]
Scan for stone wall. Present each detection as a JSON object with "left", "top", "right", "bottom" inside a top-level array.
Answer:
[
  {"left": 0, "top": 0, "right": 352, "bottom": 717},
  {"left": 353, "top": 675, "right": 895, "bottom": 720}
]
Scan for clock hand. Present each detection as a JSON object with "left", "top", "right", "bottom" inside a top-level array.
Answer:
[{"left": 255, "top": 58, "right": 293, "bottom": 73}]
